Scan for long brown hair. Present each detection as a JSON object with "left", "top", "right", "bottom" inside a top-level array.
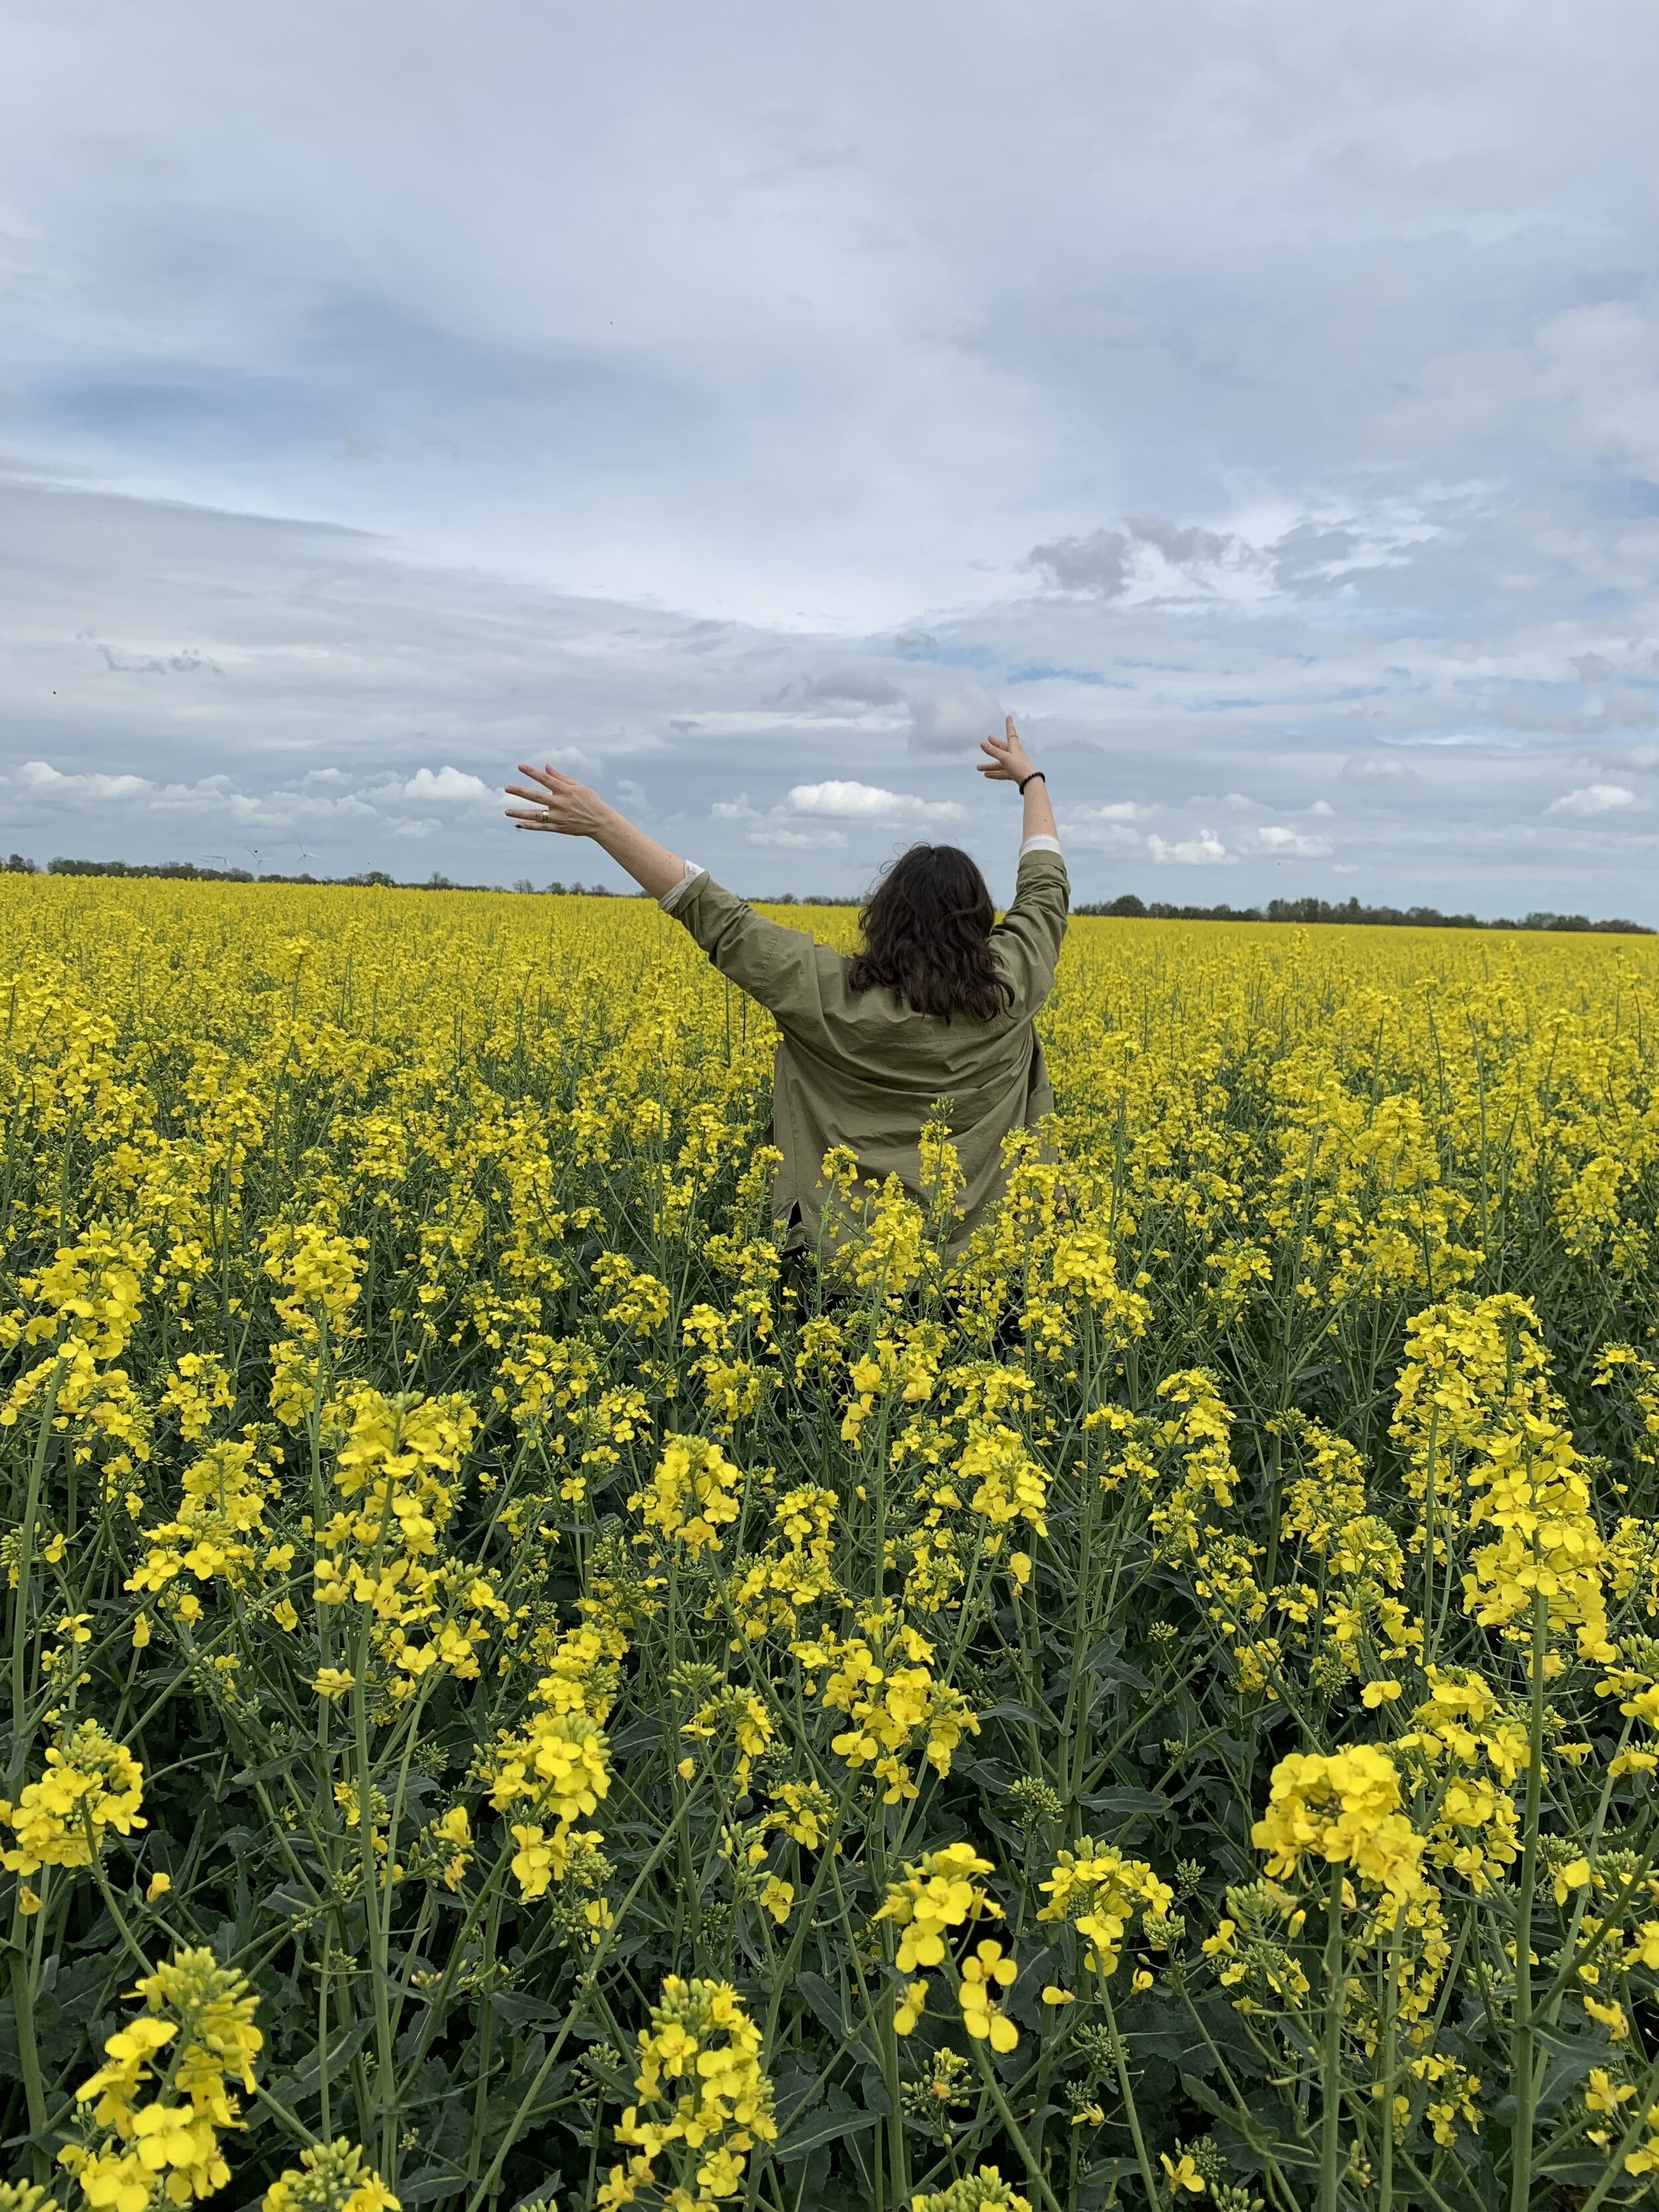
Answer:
[{"left": 845, "top": 844, "right": 1014, "bottom": 1022}]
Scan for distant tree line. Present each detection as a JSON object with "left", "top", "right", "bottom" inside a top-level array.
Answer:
[
  {"left": 2, "top": 855, "right": 628, "bottom": 895},
  {"left": 1073, "top": 891, "right": 1654, "bottom": 935},
  {"left": 3, "top": 856, "right": 1651, "bottom": 932}
]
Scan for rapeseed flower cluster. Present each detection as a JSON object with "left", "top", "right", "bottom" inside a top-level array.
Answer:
[
  {"left": 876, "top": 1845, "right": 1022, "bottom": 2049},
  {"left": 1251, "top": 1746, "right": 1429, "bottom": 1903},
  {"left": 57, "top": 1949, "right": 260, "bottom": 2212},
  {"left": 1037, "top": 1844, "right": 1174, "bottom": 1976},
  {"left": 261, "top": 2142, "right": 398, "bottom": 2212},
  {"left": 482, "top": 1705, "right": 612, "bottom": 1897},
  {"left": 794, "top": 1604, "right": 979, "bottom": 1801},
  {"left": 2, "top": 1720, "right": 145, "bottom": 1878},
  {"left": 601, "top": 1977, "right": 776, "bottom": 2210},
  {"left": 632, "top": 1434, "right": 744, "bottom": 1556}
]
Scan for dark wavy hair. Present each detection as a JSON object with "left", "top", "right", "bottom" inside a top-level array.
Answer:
[{"left": 845, "top": 844, "right": 1014, "bottom": 1023}]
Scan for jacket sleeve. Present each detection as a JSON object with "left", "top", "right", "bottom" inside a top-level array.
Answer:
[
  {"left": 666, "top": 874, "right": 835, "bottom": 1029},
  {"left": 991, "top": 848, "right": 1070, "bottom": 1014}
]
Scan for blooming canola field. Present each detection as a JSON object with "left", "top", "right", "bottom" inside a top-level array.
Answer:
[{"left": 1, "top": 875, "right": 1658, "bottom": 2212}]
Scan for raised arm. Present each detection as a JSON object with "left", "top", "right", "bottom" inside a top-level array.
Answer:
[
  {"left": 977, "top": 715, "right": 1057, "bottom": 846},
  {"left": 504, "top": 763, "right": 686, "bottom": 897},
  {"left": 506, "top": 761, "right": 836, "bottom": 1025},
  {"left": 977, "top": 715, "right": 1068, "bottom": 1011}
]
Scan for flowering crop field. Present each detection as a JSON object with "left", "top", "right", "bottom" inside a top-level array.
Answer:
[{"left": 3, "top": 877, "right": 1659, "bottom": 2212}]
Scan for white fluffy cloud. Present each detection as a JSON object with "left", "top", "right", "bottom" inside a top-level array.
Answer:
[
  {"left": 17, "top": 761, "right": 158, "bottom": 804},
  {"left": 1148, "top": 828, "right": 1230, "bottom": 865},
  {"left": 1062, "top": 822, "right": 1142, "bottom": 853},
  {"left": 1244, "top": 824, "right": 1335, "bottom": 859},
  {"left": 1070, "top": 800, "right": 1153, "bottom": 824},
  {"left": 393, "top": 766, "right": 498, "bottom": 806},
  {"left": 748, "top": 826, "right": 847, "bottom": 849},
  {"left": 1, "top": 755, "right": 505, "bottom": 845},
  {"left": 786, "top": 780, "right": 965, "bottom": 823},
  {"left": 1545, "top": 782, "right": 1638, "bottom": 816},
  {"left": 1342, "top": 756, "right": 1419, "bottom": 786}
]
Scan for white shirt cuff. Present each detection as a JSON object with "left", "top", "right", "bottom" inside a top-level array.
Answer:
[
  {"left": 1019, "top": 834, "right": 1063, "bottom": 857},
  {"left": 659, "top": 860, "right": 706, "bottom": 912}
]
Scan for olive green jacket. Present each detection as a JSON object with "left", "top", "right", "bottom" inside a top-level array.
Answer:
[{"left": 667, "top": 848, "right": 1069, "bottom": 1248}]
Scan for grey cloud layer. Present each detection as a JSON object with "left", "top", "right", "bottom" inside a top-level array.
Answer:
[
  {"left": 3, "top": 0, "right": 1659, "bottom": 914},
  {"left": 5, "top": 475, "right": 1656, "bottom": 913}
]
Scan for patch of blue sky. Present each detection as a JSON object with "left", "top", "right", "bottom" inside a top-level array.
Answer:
[
  {"left": 297, "top": 291, "right": 726, "bottom": 469},
  {"left": 1461, "top": 677, "right": 1587, "bottom": 703},
  {"left": 1003, "top": 660, "right": 1130, "bottom": 688},
  {"left": 1342, "top": 606, "right": 1475, "bottom": 645},
  {"left": 886, "top": 639, "right": 998, "bottom": 670},
  {"left": 1593, "top": 477, "right": 1659, "bottom": 520},
  {"left": 27, "top": 369, "right": 329, "bottom": 457}
]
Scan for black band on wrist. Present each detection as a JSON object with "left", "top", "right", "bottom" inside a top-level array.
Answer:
[{"left": 1017, "top": 769, "right": 1046, "bottom": 794}]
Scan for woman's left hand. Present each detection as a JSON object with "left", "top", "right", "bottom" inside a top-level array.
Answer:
[
  {"left": 977, "top": 715, "right": 1037, "bottom": 786},
  {"left": 504, "top": 763, "right": 614, "bottom": 836}
]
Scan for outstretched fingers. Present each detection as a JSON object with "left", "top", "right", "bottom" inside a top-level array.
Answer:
[
  {"left": 977, "top": 715, "right": 1033, "bottom": 782},
  {"left": 506, "top": 762, "right": 577, "bottom": 827},
  {"left": 508, "top": 762, "right": 571, "bottom": 798}
]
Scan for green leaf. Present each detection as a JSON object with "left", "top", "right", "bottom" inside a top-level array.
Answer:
[
  {"left": 1080, "top": 1785, "right": 1172, "bottom": 1824},
  {"left": 777, "top": 2092, "right": 879, "bottom": 2161},
  {"left": 795, "top": 1971, "right": 855, "bottom": 2044}
]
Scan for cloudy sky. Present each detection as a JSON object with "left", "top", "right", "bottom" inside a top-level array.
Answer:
[{"left": 4, "top": 0, "right": 1659, "bottom": 915}]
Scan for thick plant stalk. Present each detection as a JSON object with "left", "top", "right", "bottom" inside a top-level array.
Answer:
[
  {"left": 5, "top": 1351, "right": 67, "bottom": 2178},
  {"left": 967, "top": 2030, "right": 1066, "bottom": 2212},
  {"left": 1099, "top": 1983, "right": 1161, "bottom": 2212},
  {"left": 6, "top": 1935, "right": 48, "bottom": 2181},
  {"left": 1376, "top": 1909, "right": 1405, "bottom": 2212},
  {"left": 1320, "top": 1860, "right": 1346, "bottom": 2212},
  {"left": 352, "top": 1622, "right": 399, "bottom": 2181},
  {"left": 1508, "top": 1589, "right": 1550, "bottom": 2212},
  {"left": 7, "top": 1351, "right": 66, "bottom": 1783}
]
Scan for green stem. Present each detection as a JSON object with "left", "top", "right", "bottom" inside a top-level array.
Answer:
[
  {"left": 1320, "top": 1861, "right": 1345, "bottom": 2212},
  {"left": 254, "top": 2082, "right": 324, "bottom": 2150},
  {"left": 319, "top": 1925, "right": 332, "bottom": 2142},
  {"left": 966, "top": 2029, "right": 1066, "bottom": 2212},
  {"left": 90, "top": 1847, "right": 154, "bottom": 1977},
  {"left": 8, "top": 1352, "right": 68, "bottom": 1786},
  {"left": 1099, "top": 1984, "right": 1161, "bottom": 2212},
  {"left": 351, "top": 1620, "right": 398, "bottom": 2179},
  {"left": 459, "top": 1818, "right": 687, "bottom": 2212},
  {"left": 1376, "top": 1907, "right": 1404, "bottom": 2212},
  {"left": 7, "top": 1923, "right": 50, "bottom": 2181},
  {"left": 1508, "top": 1590, "right": 1548, "bottom": 2212},
  {"left": 1577, "top": 2053, "right": 1659, "bottom": 2212}
]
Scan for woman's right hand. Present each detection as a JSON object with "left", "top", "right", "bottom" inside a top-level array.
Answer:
[
  {"left": 504, "top": 762, "right": 615, "bottom": 836},
  {"left": 977, "top": 715, "right": 1037, "bottom": 786}
]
